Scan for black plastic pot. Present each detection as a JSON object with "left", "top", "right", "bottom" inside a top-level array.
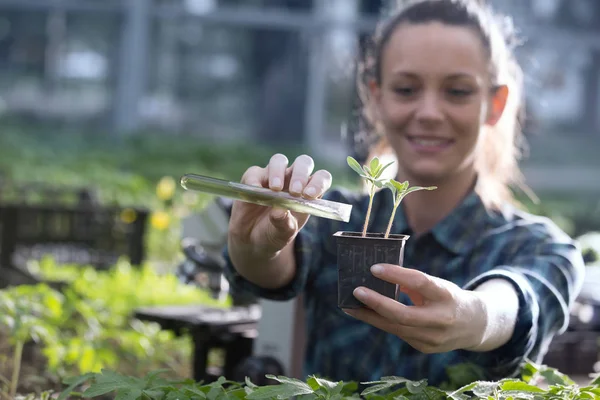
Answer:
[{"left": 333, "top": 231, "right": 409, "bottom": 309}]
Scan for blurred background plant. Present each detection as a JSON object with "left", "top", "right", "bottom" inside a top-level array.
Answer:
[{"left": 0, "top": 0, "right": 597, "bottom": 397}]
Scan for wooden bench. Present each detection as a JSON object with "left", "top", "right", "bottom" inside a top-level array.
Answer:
[{"left": 134, "top": 304, "right": 260, "bottom": 382}]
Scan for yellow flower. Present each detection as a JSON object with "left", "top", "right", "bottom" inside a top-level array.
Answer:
[
  {"left": 156, "top": 176, "right": 176, "bottom": 201},
  {"left": 151, "top": 211, "right": 171, "bottom": 230}
]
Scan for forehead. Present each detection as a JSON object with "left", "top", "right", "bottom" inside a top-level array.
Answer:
[{"left": 381, "top": 22, "right": 489, "bottom": 79}]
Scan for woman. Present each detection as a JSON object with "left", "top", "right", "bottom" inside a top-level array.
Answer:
[{"left": 222, "top": 0, "right": 585, "bottom": 386}]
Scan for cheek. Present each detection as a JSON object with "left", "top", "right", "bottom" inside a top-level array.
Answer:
[
  {"left": 449, "top": 104, "right": 486, "bottom": 137},
  {"left": 379, "top": 96, "right": 412, "bottom": 127}
]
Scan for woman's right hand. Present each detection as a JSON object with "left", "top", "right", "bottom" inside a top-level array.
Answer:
[{"left": 228, "top": 153, "right": 333, "bottom": 259}]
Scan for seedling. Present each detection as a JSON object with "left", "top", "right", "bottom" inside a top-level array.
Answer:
[
  {"left": 383, "top": 180, "right": 437, "bottom": 238},
  {"left": 346, "top": 156, "right": 437, "bottom": 238},
  {"left": 338, "top": 156, "right": 437, "bottom": 309},
  {"left": 346, "top": 156, "right": 394, "bottom": 237}
]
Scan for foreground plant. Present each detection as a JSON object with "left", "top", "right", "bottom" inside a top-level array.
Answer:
[
  {"left": 0, "top": 285, "right": 60, "bottom": 399},
  {"left": 55, "top": 360, "right": 600, "bottom": 400},
  {"left": 346, "top": 156, "right": 436, "bottom": 238},
  {"left": 346, "top": 156, "right": 395, "bottom": 237},
  {"left": 383, "top": 180, "right": 437, "bottom": 238},
  {"left": 0, "top": 258, "right": 228, "bottom": 396}
]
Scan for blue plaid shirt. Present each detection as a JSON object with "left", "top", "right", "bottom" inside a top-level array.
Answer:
[{"left": 223, "top": 186, "right": 585, "bottom": 386}]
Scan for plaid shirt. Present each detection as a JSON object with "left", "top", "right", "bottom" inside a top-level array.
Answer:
[{"left": 223, "top": 186, "right": 585, "bottom": 386}]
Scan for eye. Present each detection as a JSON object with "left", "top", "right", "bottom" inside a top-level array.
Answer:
[
  {"left": 392, "top": 87, "right": 417, "bottom": 96},
  {"left": 447, "top": 88, "right": 473, "bottom": 97}
]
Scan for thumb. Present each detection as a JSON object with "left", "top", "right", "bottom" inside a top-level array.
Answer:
[{"left": 267, "top": 207, "right": 298, "bottom": 243}]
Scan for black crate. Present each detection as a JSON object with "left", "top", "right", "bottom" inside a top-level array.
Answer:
[
  {"left": 0, "top": 181, "right": 149, "bottom": 286},
  {"left": 1, "top": 203, "right": 147, "bottom": 268}
]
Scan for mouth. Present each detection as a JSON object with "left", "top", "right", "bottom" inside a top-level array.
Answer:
[{"left": 406, "top": 136, "right": 454, "bottom": 152}]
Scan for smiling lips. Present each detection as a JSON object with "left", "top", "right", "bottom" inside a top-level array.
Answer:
[{"left": 407, "top": 136, "right": 454, "bottom": 153}]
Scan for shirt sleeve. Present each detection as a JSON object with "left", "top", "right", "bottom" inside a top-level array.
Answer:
[
  {"left": 455, "top": 229, "right": 585, "bottom": 380},
  {"left": 222, "top": 187, "right": 351, "bottom": 302}
]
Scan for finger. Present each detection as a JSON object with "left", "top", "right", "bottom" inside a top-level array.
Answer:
[
  {"left": 370, "top": 264, "right": 449, "bottom": 302},
  {"left": 343, "top": 307, "right": 397, "bottom": 334},
  {"left": 343, "top": 308, "right": 447, "bottom": 352},
  {"left": 352, "top": 287, "right": 442, "bottom": 328},
  {"left": 288, "top": 154, "right": 315, "bottom": 196},
  {"left": 241, "top": 166, "right": 268, "bottom": 188},
  {"left": 266, "top": 153, "right": 289, "bottom": 191},
  {"left": 303, "top": 169, "right": 333, "bottom": 199},
  {"left": 267, "top": 208, "right": 298, "bottom": 245}
]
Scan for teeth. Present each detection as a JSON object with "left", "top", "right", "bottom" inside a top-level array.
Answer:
[{"left": 413, "top": 138, "right": 448, "bottom": 146}]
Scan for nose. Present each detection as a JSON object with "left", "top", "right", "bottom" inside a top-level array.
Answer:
[{"left": 415, "top": 92, "right": 444, "bottom": 125}]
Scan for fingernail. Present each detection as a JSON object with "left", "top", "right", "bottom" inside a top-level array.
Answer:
[
  {"left": 354, "top": 288, "right": 367, "bottom": 299},
  {"left": 272, "top": 208, "right": 288, "bottom": 220},
  {"left": 291, "top": 181, "right": 302, "bottom": 193},
  {"left": 371, "top": 264, "right": 384, "bottom": 275},
  {"left": 271, "top": 177, "right": 282, "bottom": 188},
  {"left": 304, "top": 187, "right": 316, "bottom": 197}
]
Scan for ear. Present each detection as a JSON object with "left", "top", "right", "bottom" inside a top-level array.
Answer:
[
  {"left": 368, "top": 78, "right": 382, "bottom": 108},
  {"left": 486, "top": 84, "right": 509, "bottom": 126}
]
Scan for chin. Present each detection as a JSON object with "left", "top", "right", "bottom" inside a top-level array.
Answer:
[{"left": 401, "top": 164, "right": 447, "bottom": 185}]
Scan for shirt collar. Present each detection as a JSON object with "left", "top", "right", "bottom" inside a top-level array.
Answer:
[
  {"left": 379, "top": 188, "right": 494, "bottom": 255},
  {"left": 429, "top": 190, "right": 494, "bottom": 255}
]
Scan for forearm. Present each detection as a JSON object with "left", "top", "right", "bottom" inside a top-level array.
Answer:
[
  {"left": 227, "top": 236, "right": 297, "bottom": 290},
  {"left": 467, "top": 278, "right": 520, "bottom": 352}
]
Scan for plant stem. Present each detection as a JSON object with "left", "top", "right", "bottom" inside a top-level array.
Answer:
[
  {"left": 10, "top": 340, "right": 24, "bottom": 399},
  {"left": 0, "top": 372, "right": 12, "bottom": 387},
  {"left": 384, "top": 203, "right": 400, "bottom": 239},
  {"left": 362, "top": 185, "right": 375, "bottom": 237}
]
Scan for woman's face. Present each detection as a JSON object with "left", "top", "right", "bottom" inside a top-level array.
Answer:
[{"left": 371, "top": 22, "right": 507, "bottom": 185}]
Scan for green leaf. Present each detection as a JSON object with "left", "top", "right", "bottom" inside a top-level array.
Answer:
[
  {"left": 500, "top": 380, "right": 545, "bottom": 393},
  {"left": 447, "top": 381, "right": 478, "bottom": 399},
  {"left": 166, "top": 390, "right": 192, "bottom": 400},
  {"left": 57, "top": 373, "right": 96, "bottom": 400},
  {"left": 246, "top": 375, "right": 314, "bottom": 400},
  {"left": 360, "top": 382, "right": 393, "bottom": 396},
  {"left": 374, "top": 161, "right": 395, "bottom": 179},
  {"left": 470, "top": 381, "right": 499, "bottom": 397},
  {"left": 183, "top": 386, "right": 209, "bottom": 398},
  {"left": 143, "top": 389, "right": 166, "bottom": 399},
  {"left": 144, "top": 368, "right": 171, "bottom": 384},
  {"left": 245, "top": 377, "right": 258, "bottom": 389},
  {"left": 83, "top": 382, "right": 128, "bottom": 398},
  {"left": 206, "top": 386, "right": 224, "bottom": 400},
  {"left": 391, "top": 180, "right": 408, "bottom": 192},
  {"left": 360, "top": 376, "right": 421, "bottom": 396},
  {"left": 406, "top": 379, "right": 427, "bottom": 394},
  {"left": 114, "top": 388, "right": 143, "bottom": 400},
  {"left": 81, "top": 370, "right": 145, "bottom": 398},
  {"left": 307, "top": 376, "right": 339, "bottom": 391},
  {"left": 347, "top": 156, "right": 365, "bottom": 176},
  {"left": 581, "top": 387, "right": 600, "bottom": 397},
  {"left": 538, "top": 367, "right": 575, "bottom": 386},
  {"left": 403, "top": 185, "right": 437, "bottom": 195},
  {"left": 589, "top": 373, "right": 600, "bottom": 386},
  {"left": 520, "top": 360, "right": 539, "bottom": 384},
  {"left": 244, "top": 384, "right": 314, "bottom": 400},
  {"left": 369, "top": 157, "right": 381, "bottom": 175},
  {"left": 446, "top": 393, "right": 470, "bottom": 400},
  {"left": 373, "top": 180, "right": 386, "bottom": 188}
]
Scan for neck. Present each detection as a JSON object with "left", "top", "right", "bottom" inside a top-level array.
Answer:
[{"left": 399, "top": 170, "right": 477, "bottom": 236}]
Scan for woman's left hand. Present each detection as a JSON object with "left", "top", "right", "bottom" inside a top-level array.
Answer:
[{"left": 343, "top": 263, "right": 486, "bottom": 354}]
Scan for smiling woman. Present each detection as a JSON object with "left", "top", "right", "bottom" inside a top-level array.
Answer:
[
  {"left": 358, "top": 0, "right": 525, "bottom": 213},
  {"left": 222, "top": 0, "right": 585, "bottom": 388}
]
